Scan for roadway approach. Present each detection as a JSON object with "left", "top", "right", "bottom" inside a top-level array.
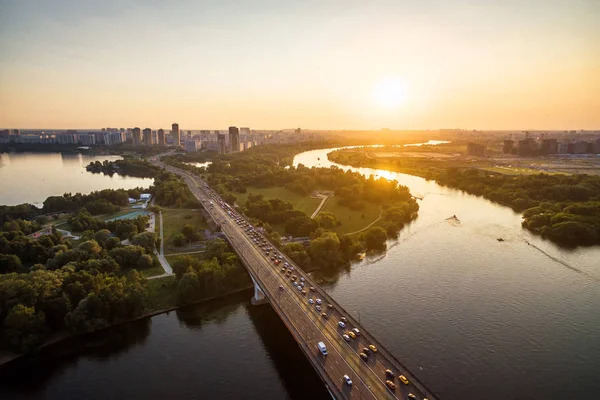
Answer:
[{"left": 156, "top": 160, "right": 439, "bottom": 400}]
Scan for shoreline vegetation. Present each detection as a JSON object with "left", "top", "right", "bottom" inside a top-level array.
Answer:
[{"left": 328, "top": 147, "right": 600, "bottom": 247}]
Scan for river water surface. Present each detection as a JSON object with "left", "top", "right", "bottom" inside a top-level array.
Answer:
[
  {"left": 0, "top": 152, "right": 153, "bottom": 206},
  {"left": 2, "top": 146, "right": 599, "bottom": 400}
]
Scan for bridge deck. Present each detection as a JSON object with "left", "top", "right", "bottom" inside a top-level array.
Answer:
[{"left": 165, "top": 164, "right": 438, "bottom": 400}]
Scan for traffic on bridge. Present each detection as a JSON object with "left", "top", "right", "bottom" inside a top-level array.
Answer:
[{"left": 155, "top": 159, "right": 438, "bottom": 400}]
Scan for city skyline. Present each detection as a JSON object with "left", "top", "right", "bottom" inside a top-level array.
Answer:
[{"left": 0, "top": 0, "right": 599, "bottom": 130}]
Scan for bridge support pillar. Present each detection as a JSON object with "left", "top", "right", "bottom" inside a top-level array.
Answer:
[{"left": 250, "top": 275, "right": 269, "bottom": 305}]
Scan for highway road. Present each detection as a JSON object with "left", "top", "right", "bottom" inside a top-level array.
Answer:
[{"left": 155, "top": 159, "right": 438, "bottom": 400}]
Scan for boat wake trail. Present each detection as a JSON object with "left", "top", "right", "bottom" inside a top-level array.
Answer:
[{"left": 524, "top": 240, "right": 600, "bottom": 283}]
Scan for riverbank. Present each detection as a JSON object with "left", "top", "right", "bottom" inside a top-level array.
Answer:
[{"left": 0, "top": 282, "right": 255, "bottom": 367}]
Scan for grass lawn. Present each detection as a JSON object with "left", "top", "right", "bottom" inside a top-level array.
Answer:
[
  {"left": 141, "top": 264, "right": 167, "bottom": 278},
  {"left": 165, "top": 253, "right": 205, "bottom": 265},
  {"left": 322, "top": 197, "right": 381, "bottom": 235},
  {"left": 146, "top": 276, "right": 178, "bottom": 311},
  {"left": 161, "top": 208, "right": 208, "bottom": 252},
  {"left": 235, "top": 186, "right": 321, "bottom": 216},
  {"left": 478, "top": 166, "right": 565, "bottom": 176}
]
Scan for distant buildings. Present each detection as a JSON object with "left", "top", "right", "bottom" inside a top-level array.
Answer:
[
  {"left": 132, "top": 127, "right": 142, "bottom": 146},
  {"left": 185, "top": 140, "right": 198, "bottom": 152},
  {"left": 158, "top": 129, "right": 166, "bottom": 146},
  {"left": 467, "top": 142, "right": 486, "bottom": 156},
  {"left": 143, "top": 128, "right": 152, "bottom": 146},
  {"left": 172, "top": 123, "right": 180, "bottom": 147},
  {"left": 217, "top": 133, "right": 227, "bottom": 155},
  {"left": 229, "top": 126, "right": 240, "bottom": 152}
]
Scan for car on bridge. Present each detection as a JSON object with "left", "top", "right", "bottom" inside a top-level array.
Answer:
[
  {"left": 369, "top": 344, "right": 378, "bottom": 353},
  {"left": 352, "top": 328, "right": 361, "bottom": 336},
  {"left": 385, "top": 380, "right": 397, "bottom": 390},
  {"left": 317, "top": 342, "right": 328, "bottom": 356},
  {"left": 338, "top": 321, "right": 346, "bottom": 328},
  {"left": 342, "top": 334, "right": 351, "bottom": 342},
  {"left": 348, "top": 331, "right": 356, "bottom": 339},
  {"left": 343, "top": 374, "right": 353, "bottom": 386},
  {"left": 359, "top": 352, "right": 368, "bottom": 361},
  {"left": 308, "top": 298, "right": 314, "bottom": 304},
  {"left": 399, "top": 375, "right": 410, "bottom": 385}
]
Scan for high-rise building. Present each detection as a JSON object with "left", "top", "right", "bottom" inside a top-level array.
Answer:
[
  {"left": 217, "top": 133, "right": 227, "bottom": 155},
  {"left": 143, "top": 128, "right": 152, "bottom": 146},
  {"left": 172, "top": 123, "right": 180, "bottom": 147},
  {"left": 229, "top": 126, "right": 240, "bottom": 152},
  {"left": 158, "top": 129, "right": 166, "bottom": 146},
  {"left": 132, "top": 127, "right": 142, "bottom": 146}
]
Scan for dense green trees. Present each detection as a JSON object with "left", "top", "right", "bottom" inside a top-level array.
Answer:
[
  {"left": 86, "top": 158, "right": 160, "bottom": 178},
  {"left": 170, "top": 239, "right": 250, "bottom": 303},
  {"left": 0, "top": 218, "right": 160, "bottom": 353},
  {"left": 363, "top": 227, "right": 388, "bottom": 251}
]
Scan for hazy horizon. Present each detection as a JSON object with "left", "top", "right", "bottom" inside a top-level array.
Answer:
[{"left": 1, "top": 0, "right": 598, "bottom": 130}]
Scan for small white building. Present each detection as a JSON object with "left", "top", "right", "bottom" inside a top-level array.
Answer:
[
  {"left": 128, "top": 198, "right": 137, "bottom": 204},
  {"left": 140, "top": 193, "right": 151, "bottom": 200}
]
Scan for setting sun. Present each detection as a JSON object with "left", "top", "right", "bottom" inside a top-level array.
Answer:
[{"left": 372, "top": 77, "right": 409, "bottom": 109}]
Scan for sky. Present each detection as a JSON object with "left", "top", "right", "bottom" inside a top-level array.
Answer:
[{"left": 0, "top": 0, "right": 598, "bottom": 130}]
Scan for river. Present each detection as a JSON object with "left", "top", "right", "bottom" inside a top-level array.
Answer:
[
  {"left": 2, "top": 145, "right": 599, "bottom": 400},
  {"left": 0, "top": 152, "right": 154, "bottom": 206}
]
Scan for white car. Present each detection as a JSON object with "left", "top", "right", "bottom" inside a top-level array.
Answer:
[
  {"left": 352, "top": 328, "right": 361, "bottom": 336},
  {"left": 316, "top": 299, "right": 322, "bottom": 305},
  {"left": 343, "top": 374, "right": 353, "bottom": 386},
  {"left": 315, "top": 305, "right": 322, "bottom": 312},
  {"left": 300, "top": 277, "right": 305, "bottom": 282},
  {"left": 308, "top": 299, "right": 314, "bottom": 305},
  {"left": 297, "top": 285, "right": 302, "bottom": 291},
  {"left": 342, "top": 334, "right": 351, "bottom": 342},
  {"left": 338, "top": 321, "right": 346, "bottom": 328}
]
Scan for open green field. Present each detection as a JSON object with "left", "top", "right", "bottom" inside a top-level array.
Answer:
[
  {"left": 146, "top": 276, "right": 178, "bottom": 311},
  {"left": 162, "top": 208, "right": 208, "bottom": 252},
  {"left": 322, "top": 197, "right": 381, "bottom": 235},
  {"left": 235, "top": 186, "right": 381, "bottom": 235},
  {"left": 235, "top": 186, "right": 322, "bottom": 216},
  {"left": 478, "top": 166, "right": 568, "bottom": 176},
  {"left": 141, "top": 264, "right": 167, "bottom": 278},
  {"left": 165, "top": 252, "right": 205, "bottom": 265}
]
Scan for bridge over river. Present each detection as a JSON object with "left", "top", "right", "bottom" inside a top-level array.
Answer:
[{"left": 157, "top": 160, "right": 438, "bottom": 400}]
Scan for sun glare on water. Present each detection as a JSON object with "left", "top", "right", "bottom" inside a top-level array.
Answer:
[{"left": 372, "top": 77, "right": 409, "bottom": 109}]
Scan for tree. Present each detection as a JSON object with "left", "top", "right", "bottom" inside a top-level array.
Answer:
[
  {"left": 79, "top": 240, "right": 102, "bottom": 257},
  {"left": 131, "top": 232, "right": 157, "bottom": 253},
  {"left": 137, "top": 254, "right": 154, "bottom": 270},
  {"left": 94, "top": 229, "right": 112, "bottom": 246},
  {"left": 364, "top": 227, "right": 387, "bottom": 251},
  {"left": 0, "top": 253, "right": 23, "bottom": 274},
  {"left": 309, "top": 231, "right": 342, "bottom": 269},
  {"left": 182, "top": 224, "right": 199, "bottom": 242},
  {"left": 316, "top": 212, "right": 336, "bottom": 229},
  {"left": 172, "top": 234, "right": 186, "bottom": 247},
  {"left": 1, "top": 304, "right": 45, "bottom": 352},
  {"left": 178, "top": 270, "right": 201, "bottom": 303}
]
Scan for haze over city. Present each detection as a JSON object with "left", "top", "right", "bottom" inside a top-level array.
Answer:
[{"left": 1, "top": 0, "right": 598, "bottom": 130}]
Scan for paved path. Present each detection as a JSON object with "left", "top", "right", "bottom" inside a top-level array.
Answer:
[
  {"left": 310, "top": 194, "right": 331, "bottom": 219},
  {"left": 164, "top": 250, "right": 206, "bottom": 256},
  {"left": 152, "top": 209, "right": 173, "bottom": 277}
]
